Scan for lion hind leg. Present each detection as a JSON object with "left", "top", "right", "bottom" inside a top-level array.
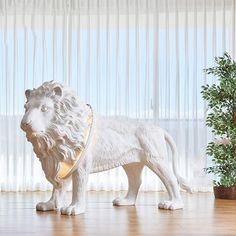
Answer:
[
  {"left": 113, "top": 163, "right": 144, "bottom": 206},
  {"left": 146, "top": 157, "right": 183, "bottom": 210}
]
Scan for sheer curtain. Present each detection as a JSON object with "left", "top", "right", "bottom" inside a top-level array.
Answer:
[{"left": 0, "top": 0, "right": 235, "bottom": 191}]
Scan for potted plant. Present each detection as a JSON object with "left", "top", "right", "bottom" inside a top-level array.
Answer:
[{"left": 201, "top": 52, "right": 236, "bottom": 199}]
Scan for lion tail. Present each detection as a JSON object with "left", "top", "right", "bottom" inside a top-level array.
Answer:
[{"left": 164, "top": 131, "right": 193, "bottom": 193}]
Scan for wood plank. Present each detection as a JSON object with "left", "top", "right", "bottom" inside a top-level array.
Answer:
[{"left": 0, "top": 191, "right": 235, "bottom": 235}]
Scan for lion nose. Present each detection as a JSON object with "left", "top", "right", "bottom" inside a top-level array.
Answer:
[{"left": 21, "top": 120, "right": 32, "bottom": 130}]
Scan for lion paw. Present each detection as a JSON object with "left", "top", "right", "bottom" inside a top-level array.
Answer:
[
  {"left": 60, "top": 205, "right": 85, "bottom": 216},
  {"left": 158, "top": 200, "right": 183, "bottom": 210},
  {"left": 36, "top": 201, "right": 56, "bottom": 211},
  {"left": 112, "top": 197, "right": 135, "bottom": 206}
]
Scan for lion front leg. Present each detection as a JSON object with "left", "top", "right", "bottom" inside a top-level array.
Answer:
[
  {"left": 36, "top": 180, "right": 70, "bottom": 212},
  {"left": 61, "top": 166, "right": 89, "bottom": 216}
]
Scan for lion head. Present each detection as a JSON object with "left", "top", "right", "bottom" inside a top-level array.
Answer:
[{"left": 21, "top": 81, "right": 90, "bottom": 187}]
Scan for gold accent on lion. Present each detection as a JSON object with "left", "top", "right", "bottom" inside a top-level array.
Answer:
[{"left": 58, "top": 105, "right": 93, "bottom": 180}]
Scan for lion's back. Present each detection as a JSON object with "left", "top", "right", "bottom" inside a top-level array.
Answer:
[{"left": 90, "top": 116, "right": 166, "bottom": 173}]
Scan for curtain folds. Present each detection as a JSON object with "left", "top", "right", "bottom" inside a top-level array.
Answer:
[{"left": 0, "top": 0, "right": 235, "bottom": 191}]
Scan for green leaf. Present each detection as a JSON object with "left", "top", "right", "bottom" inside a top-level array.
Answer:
[{"left": 202, "top": 52, "right": 236, "bottom": 187}]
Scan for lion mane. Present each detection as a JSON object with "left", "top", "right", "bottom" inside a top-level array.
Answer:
[{"left": 26, "top": 81, "right": 90, "bottom": 187}]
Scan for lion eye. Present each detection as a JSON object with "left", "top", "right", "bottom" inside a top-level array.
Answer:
[{"left": 41, "top": 105, "right": 48, "bottom": 112}]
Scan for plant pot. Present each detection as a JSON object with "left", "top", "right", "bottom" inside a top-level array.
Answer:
[{"left": 213, "top": 185, "right": 236, "bottom": 200}]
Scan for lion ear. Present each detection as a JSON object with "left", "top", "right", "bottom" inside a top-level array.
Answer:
[
  {"left": 25, "top": 89, "right": 32, "bottom": 100},
  {"left": 53, "top": 86, "right": 63, "bottom": 98}
]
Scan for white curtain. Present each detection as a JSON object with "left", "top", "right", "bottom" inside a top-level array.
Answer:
[{"left": 0, "top": 0, "right": 235, "bottom": 191}]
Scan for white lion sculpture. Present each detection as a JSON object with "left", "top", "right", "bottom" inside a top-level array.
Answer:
[{"left": 21, "top": 81, "right": 191, "bottom": 216}]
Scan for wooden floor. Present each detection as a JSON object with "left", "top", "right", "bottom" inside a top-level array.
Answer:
[{"left": 0, "top": 191, "right": 236, "bottom": 236}]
